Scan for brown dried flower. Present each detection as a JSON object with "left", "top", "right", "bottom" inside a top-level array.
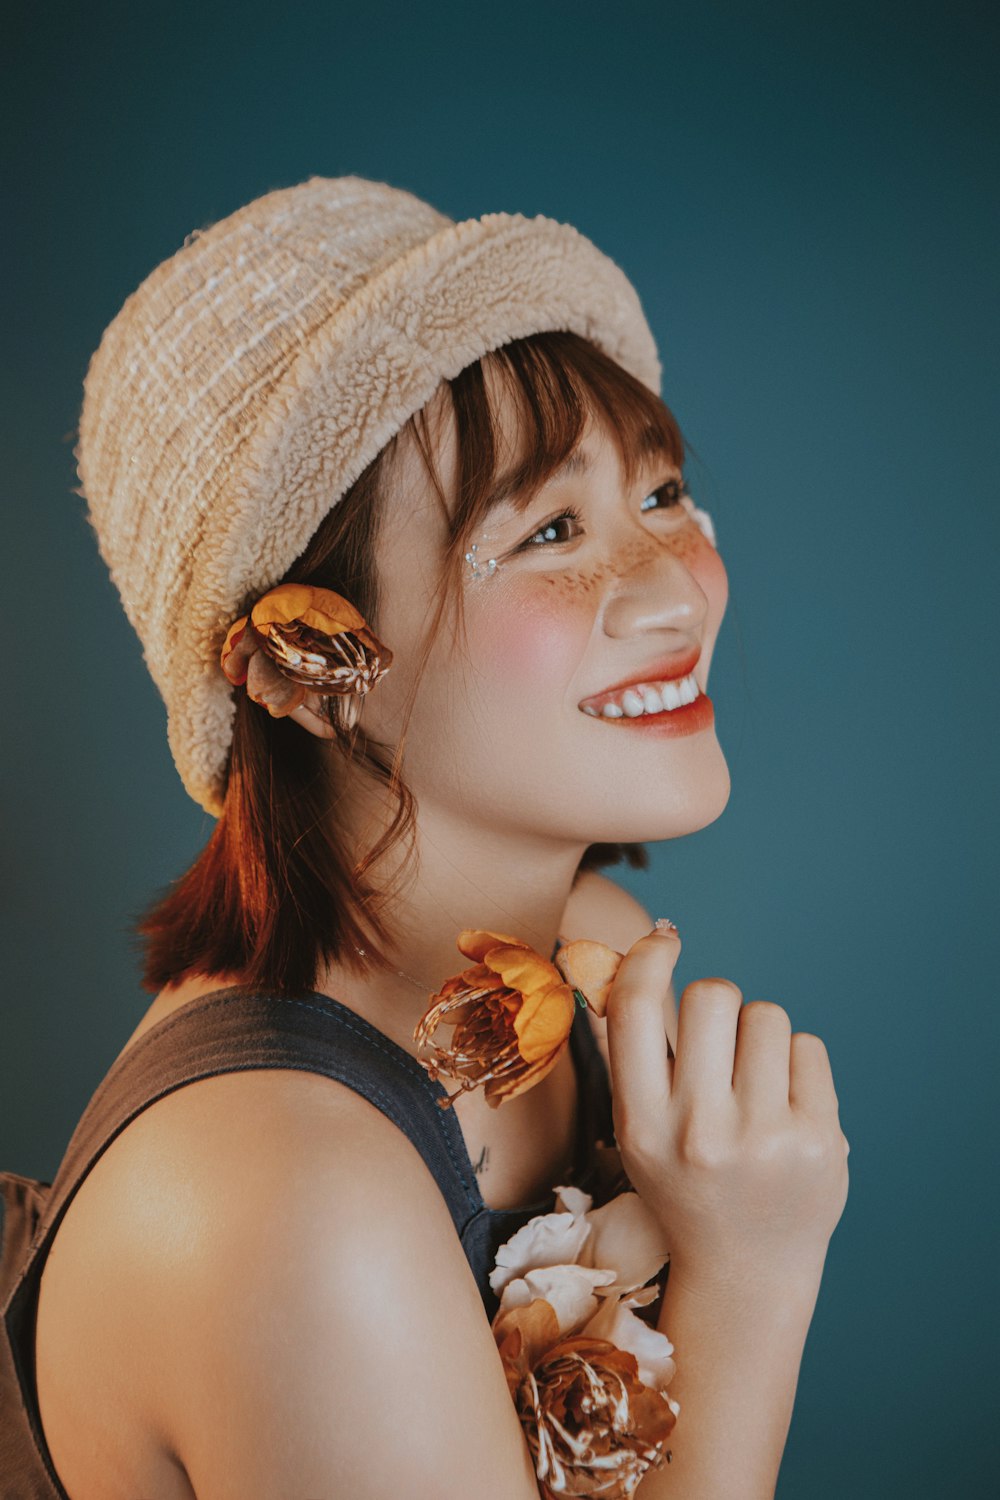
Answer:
[
  {"left": 219, "top": 581, "right": 392, "bottom": 727},
  {"left": 494, "top": 1305, "right": 677, "bottom": 1498},
  {"left": 490, "top": 1186, "right": 679, "bottom": 1497}
]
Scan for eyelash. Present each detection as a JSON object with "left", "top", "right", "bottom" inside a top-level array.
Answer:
[{"left": 517, "top": 477, "right": 691, "bottom": 551}]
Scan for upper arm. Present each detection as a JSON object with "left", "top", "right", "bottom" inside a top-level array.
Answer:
[
  {"left": 562, "top": 868, "right": 678, "bottom": 1067},
  {"left": 154, "top": 1085, "right": 543, "bottom": 1500}
]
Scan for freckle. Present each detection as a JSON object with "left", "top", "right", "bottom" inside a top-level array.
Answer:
[{"left": 547, "top": 569, "right": 604, "bottom": 600}]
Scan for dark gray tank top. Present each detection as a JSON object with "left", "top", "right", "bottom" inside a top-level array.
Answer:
[{"left": 1, "top": 945, "right": 614, "bottom": 1499}]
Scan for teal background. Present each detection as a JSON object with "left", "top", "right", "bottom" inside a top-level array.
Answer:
[{"left": 3, "top": 1, "right": 997, "bottom": 1493}]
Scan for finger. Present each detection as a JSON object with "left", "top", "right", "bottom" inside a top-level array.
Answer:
[
  {"left": 604, "top": 929, "right": 681, "bottom": 1141},
  {"left": 672, "top": 977, "right": 743, "bottom": 1103},
  {"left": 732, "top": 1001, "right": 792, "bottom": 1117},
  {"left": 789, "top": 1032, "right": 841, "bottom": 1118}
]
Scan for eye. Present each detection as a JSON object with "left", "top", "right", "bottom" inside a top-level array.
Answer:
[
  {"left": 639, "top": 476, "right": 690, "bottom": 513},
  {"left": 515, "top": 477, "right": 692, "bottom": 553},
  {"left": 517, "top": 505, "right": 585, "bottom": 550}
]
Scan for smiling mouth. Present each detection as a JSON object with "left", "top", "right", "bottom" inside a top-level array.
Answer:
[
  {"left": 580, "top": 672, "right": 702, "bottom": 720},
  {"left": 577, "top": 646, "right": 703, "bottom": 716},
  {"left": 580, "top": 683, "right": 715, "bottom": 737}
]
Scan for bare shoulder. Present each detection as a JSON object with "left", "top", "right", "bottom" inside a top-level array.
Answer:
[
  {"left": 562, "top": 866, "right": 657, "bottom": 950},
  {"left": 97, "top": 1070, "right": 541, "bottom": 1498}
]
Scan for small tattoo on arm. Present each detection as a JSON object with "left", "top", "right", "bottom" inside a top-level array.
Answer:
[{"left": 472, "top": 1145, "right": 490, "bottom": 1175}]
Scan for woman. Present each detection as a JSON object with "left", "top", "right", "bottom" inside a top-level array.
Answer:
[{"left": 2, "top": 176, "right": 849, "bottom": 1498}]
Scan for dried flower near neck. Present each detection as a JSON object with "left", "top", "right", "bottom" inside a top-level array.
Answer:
[
  {"left": 220, "top": 581, "right": 392, "bottom": 723},
  {"left": 552, "top": 939, "right": 624, "bottom": 1018},
  {"left": 414, "top": 930, "right": 579, "bottom": 1110}
]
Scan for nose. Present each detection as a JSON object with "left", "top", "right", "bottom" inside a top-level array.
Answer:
[{"left": 600, "top": 539, "right": 708, "bottom": 642}]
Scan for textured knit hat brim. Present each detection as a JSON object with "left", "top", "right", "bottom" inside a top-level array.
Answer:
[{"left": 76, "top": 176, "right": 662, "bottom": 817}]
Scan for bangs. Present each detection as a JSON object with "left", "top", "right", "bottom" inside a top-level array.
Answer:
[
  {"left": 459, "top": 331, "right": 683, "bottom": 533},
  {"left": 406, "top": 330, "right": 685, "bottom": 583},
  {"left": 392, "top": 328, "right": 688, "bottom": 678}
]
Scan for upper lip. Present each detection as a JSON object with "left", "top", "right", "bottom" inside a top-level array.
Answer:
[{"left": 578, "top": 648, "right": 702, "bottom": 709}]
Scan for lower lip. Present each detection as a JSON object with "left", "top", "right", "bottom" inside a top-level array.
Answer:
[{"left": 584, "top": 691, "right": 715, "bottom": 737}]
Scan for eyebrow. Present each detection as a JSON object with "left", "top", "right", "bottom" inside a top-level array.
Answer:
[
  {"left": 549, "top": 451, "right": 593, "bottom": 482},
  {"left": 480, "top": 449, "right": 596, "bottom": 522}
]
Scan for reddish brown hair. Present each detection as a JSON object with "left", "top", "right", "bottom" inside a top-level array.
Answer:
[{"left": 132, "top": 331, "right": 686, "bottom": 998}]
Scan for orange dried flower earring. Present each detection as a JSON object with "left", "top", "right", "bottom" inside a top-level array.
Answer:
[{"left": 220, "top": 582, "right": 392, "bottom": 732}]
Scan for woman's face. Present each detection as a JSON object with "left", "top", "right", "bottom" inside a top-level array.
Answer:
[{"left": 359, "top": 376, "right": 731, "bottom": 848}]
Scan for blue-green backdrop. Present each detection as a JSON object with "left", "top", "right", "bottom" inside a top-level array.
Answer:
[{"left": 3, "top": 1, "right": 997, "bottom": 1493}]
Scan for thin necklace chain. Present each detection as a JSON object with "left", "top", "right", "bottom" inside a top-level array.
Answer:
[{"left": 352, "top": 944, "right": 437, "bottom": 993}]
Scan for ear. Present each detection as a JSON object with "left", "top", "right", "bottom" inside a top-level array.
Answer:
[
  {"left": 283, "top": 693, "right": 341, "bottom": 741},
  {"left": 289, "top": 690, "right": 365, "bottom": 738}
]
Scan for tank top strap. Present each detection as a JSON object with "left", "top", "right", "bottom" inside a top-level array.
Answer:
[
  {"left": 11, "top": 988, "right": 485, "bottom": 1305},
  {"left": 0, "top": 989, "right": 488, "bottom": 1500},
  {"left": 8, "top": 937, "right": 612, "bottom": 1307},
  {"left": 2, "top": 939, "right": 615, "bottom": 1497}
]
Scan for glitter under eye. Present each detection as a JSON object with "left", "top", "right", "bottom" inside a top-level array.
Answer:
[{"left": 465, "top": 541, "right": 499, "bottom": 579}]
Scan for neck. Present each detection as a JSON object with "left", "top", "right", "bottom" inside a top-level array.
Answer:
[{"left": 315, "top": 795, "right": 588, "bottom": 1059}]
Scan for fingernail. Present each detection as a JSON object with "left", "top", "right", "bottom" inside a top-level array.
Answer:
[{"left": 652, "top": 917, "right": 679, "bottom": 935}]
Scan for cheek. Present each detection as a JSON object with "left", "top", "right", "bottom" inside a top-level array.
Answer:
[
  {"left": 661, "top": 527, "right": 729, "bottom": 626},
  {"left": 690, "top": 536, "right": 729, "bottom": 618},
  {"left": 469, "top": 580, "right": 592, "bottom": 701},
  {"left": 684, "top": 537, "right": 730, "bottom": 685},
  {"left": 462, "top": 532, "right": 729, "bottom": 707}
]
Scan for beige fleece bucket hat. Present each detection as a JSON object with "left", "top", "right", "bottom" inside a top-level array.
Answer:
[{"left": 74, "top": 174, "right": 663, "bottom": 817}]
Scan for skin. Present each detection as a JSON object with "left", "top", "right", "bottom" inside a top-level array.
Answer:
[
  {"left": 242, "top": 378, "right": 845, "bottom": 1500},
  {"left": 33, "top": 368, "right": 738, "bottom": 1499},
  {"left": 298, "top": 367, "right": 731, "bottom": 1070},
  {"left": 100, "top": 364, "right": 731, "bottom": 1206}
]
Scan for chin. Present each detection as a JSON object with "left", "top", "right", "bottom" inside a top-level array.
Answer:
[
  {"left": 580, "top": 751, "right": 732, "bottom": 844},
  {"left": 673, "top": 768, "right": 732, "bottom": 836}
]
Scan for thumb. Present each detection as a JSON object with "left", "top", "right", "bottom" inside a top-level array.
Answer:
[{"left": 605, "top": 922, "right": 682, "bottom": 1139}]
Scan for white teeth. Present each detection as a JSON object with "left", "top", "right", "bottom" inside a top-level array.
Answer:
[{"left": 585, "top": 672, "right": 701, "bottom": 720}]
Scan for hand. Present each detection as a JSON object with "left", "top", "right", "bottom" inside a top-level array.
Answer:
[{"left": 603, "top": 927, "right": 850, "bottom": 1289}]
